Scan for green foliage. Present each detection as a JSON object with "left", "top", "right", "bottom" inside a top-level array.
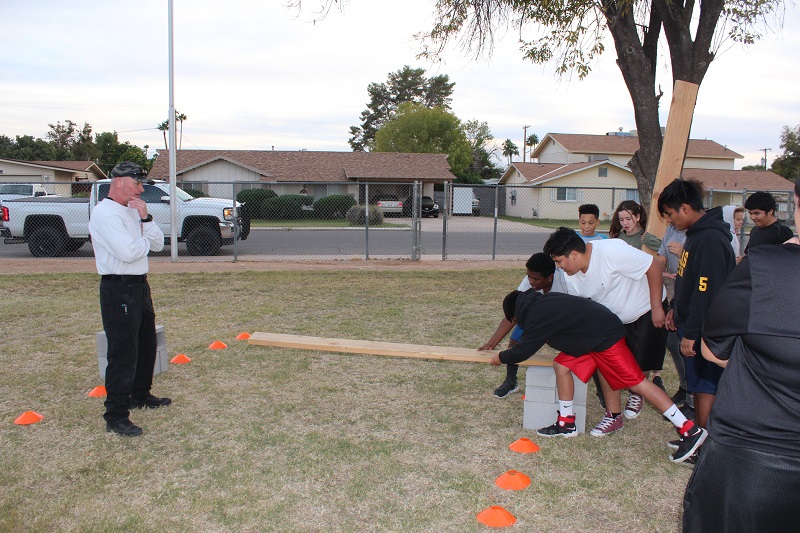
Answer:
[
  {"left": 461, "top": 119, "right": 502, "bottom": 182},
  {"left": 236, "top": 188, "right": 278, "bottom": 219},
  {"left": 0, "top": 134, "right": 57, "bottom": 160},
  {"left": 771, "top": 124, "right": 800, "bottom": 182},
  {"left": 182, "top": 188, "right": 208, "bottom": 198},
  {"left": 313, "top": 195, "right": 357, "bottom": 219},
  {"left": 263, "top": 194, "right": 314, "bottom": 220},
  {"left": 502, "top": 139, "right": 519, "bottom": 164},
  {"left": 349, "top": 66, "right": 455, "bottom": 151},
  {"left": 346, "top": 205, "right": 384, "bottom": 226},
  {"left": 373, "top": 102, "right": 472, "bottom": 176}
]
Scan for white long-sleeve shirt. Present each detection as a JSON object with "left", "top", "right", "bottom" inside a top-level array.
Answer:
[{"left": 89, "top": 198, "right": 164, "bottom": 275}]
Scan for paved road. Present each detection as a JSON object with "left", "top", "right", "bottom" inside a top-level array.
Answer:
[{"left": 0, "top": 216, "right": 554, "bottom": 262}]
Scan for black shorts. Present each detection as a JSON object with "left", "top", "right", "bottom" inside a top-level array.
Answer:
[{"left": 623, "top": 301, "right": 668, "bottom": 372}]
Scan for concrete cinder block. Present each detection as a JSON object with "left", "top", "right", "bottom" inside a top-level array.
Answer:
[
  {"left": 97, "top": 324, "right": 168, "bottom": 379},
  {"left": 522, "top": 365, "right": 589, "bottom": 433}
]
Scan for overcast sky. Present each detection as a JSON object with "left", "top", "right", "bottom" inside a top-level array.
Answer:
[{"left": 2, "top": 0, "right": 799, "bottom": 169}]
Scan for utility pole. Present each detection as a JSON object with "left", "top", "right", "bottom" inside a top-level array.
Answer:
[
  {"left": 523, "top": 125, "right": 530, "bottom": 162},
  {"left": 759, "top": 147, "right": 771, "bottom": 170}
]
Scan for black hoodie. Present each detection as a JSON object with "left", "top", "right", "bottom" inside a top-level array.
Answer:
[{"left": 672, "top": 206, "right": 736, "bottom": 341}]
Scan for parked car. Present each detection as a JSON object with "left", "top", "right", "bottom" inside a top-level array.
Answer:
[
  {"left": 402, "top": 196, "right": 439, "bottom": 218},
  {"left": 0, "top": 183, "right": 57, "bottom": 203},
  {"left": 370, "top": 194, "right": 403, "bottom": 216}
]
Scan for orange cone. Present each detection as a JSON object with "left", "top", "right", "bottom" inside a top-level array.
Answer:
[
  {"left": 509, "top": 437, "right": 540, "bottom": 454},
  {"left": 235, "top": 332, "right": 251, "bottom": 340},
  {"left": 495, "top": 470, "right": 532, "bottom": 491},
  {"left": 14, "top": 410, "right": 44, "bottom": 425},
  {"left": 521, "top": 394, "right": 526, "bottom": 400},
  {"left": 171, "top": 353, "right": 192, "bottom": 364},
  {"left": 208, "top": 340, "right": 227, "bottom": 350},
  {"left": 476, "top": 505, "right": 516, "bottom": 528},
  {"left": 87, "top": 386, "right": 107, "bottom": 397}
]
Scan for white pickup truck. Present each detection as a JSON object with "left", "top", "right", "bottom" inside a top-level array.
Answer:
[
  {"left": 0, "top": 183, "right": 56, "bottom": 203},
  {"left": 1, "top": 179, "right": 249, "bottom": 257}
]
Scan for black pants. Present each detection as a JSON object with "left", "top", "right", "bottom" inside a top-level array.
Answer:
[
  {"left": 99, "top": 278, "right": 157, "bottom": 424},
  {"left": 623, "top": 301, "right": 668, "bottom": 373}
]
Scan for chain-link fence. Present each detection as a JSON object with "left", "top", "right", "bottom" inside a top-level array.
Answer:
[{"left": 1, "top": 180, "right": 795, "bottom": 262}]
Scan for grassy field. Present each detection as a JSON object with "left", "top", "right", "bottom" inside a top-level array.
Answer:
[{"left": 0, "top": 269, "right": 690, "bottom": 532}]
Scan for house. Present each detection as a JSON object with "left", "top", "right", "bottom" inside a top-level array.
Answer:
[
  {"left": 500, "top": 132, "right": 792, "bottom": 219},
  {"left": 0, "top": 158, "right": 106, "bottom": 196},
  {"left": 148, "top": 150, "right": 457, "bottom": 202}
]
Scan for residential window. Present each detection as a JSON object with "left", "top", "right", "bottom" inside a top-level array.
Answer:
[
  {"left": 598, "top": 166, "right": 608, "bottom": 177},
  {"left": 556, "top": 187, "right": 577, "bottom": 202},
  {"left": 588, "top": 154, "right": 610, "bottom": 162},
  {"left": 625, "top": 189, "right": 639, "bottom": 202}
]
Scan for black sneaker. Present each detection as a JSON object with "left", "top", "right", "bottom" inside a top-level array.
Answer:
[
  {"left": 130, "top": 394, "right": 172, "bottom": 409},
  {"left": 106, "top": 419, "right": 143, "bottom": 436},
  {"left": 493, "top": 379, "right": 519, "bottom": 399},
  {"left": 670, "top": 421, "right": 707, "bottom": 463},
  {"left": 652, "top": 375, "right": 666, "bottom": 392},
  {"left": 537, "top": 411, "right": 578, "bottom": 438},
  {"left": 666, "top": 439, "right": 681, "bottom": 450},
  {"left": 671, "top": 387, "right": 687, "bottom": 405}
]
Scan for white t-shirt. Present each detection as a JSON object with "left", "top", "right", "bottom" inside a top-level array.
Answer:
[
  {"left": 562, "top": 239, "right": 664, "bottom": 324},
  {"left": 89, "top": 198, "right": 165, "bottom": 275},
  {"left": 516, "top": 268, "right": 568, "bottom": 294}
]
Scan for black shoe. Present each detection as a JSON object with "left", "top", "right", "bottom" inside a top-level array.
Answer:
[
  {"left": 493, "top": 379, "right": 519, "bottom": 399},
  {"left": 106, "top": 419, "right": 143, "bottom": 436},
  {"left": 130, "top": 394, "right": 172, "bottom": 409},
  {"left": 671, "top": 387, "right": 687, "bottom": 405},
  {"left": 670, "top": 421, "right": 707, "bottom": 463},
  {"left": 652, "top": 375, "right": 666, "bottom": 392},
  {"left": 537, "top": 411, "right": 578, "bottom": 438}
]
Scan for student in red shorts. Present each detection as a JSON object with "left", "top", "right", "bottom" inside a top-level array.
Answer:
[{"left": 490, "top": 289, "right": 705, "bottom": 463}]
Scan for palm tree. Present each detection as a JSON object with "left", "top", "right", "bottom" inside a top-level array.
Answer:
[
  {"left": 502, "top": 139, "right": 519, "bottom": 165},
  {"left": 526, "top": 133, "right": 539, "bottom": 160},
  {"left": 176, "top": 112, "right": 187, "bottom": 149},
  {"left": 157, "top": 120, "right": 169, "bottom": 149},
  {"left": 157, "top": 111, "right": 187, "bottom": 150}
]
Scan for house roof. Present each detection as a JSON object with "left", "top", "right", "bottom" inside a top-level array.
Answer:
[
  {"left": 501, "top": 161, "right": 630, "bottom": 185},
  {"left": 535, "top": 133, "right": 744, "bottom": 160},
  {"left": 1, "top": 158, "right": 106, "bottom": 176},
  {"left": 681, "top": 168, "right": 795, "bottom": 192},
  {"left": 149, "top": 150, "right": 456, "bottom": 182}
]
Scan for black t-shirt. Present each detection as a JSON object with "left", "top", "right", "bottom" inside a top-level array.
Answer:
[
  {"left": 499, "top": 290, "right": 625, "bottom": 366},
  {"left": 744, "top": 220, "right": 795, "bottom": 253},
  {"left": 703, "top": 243, "right": 800, "bottom": 456}
]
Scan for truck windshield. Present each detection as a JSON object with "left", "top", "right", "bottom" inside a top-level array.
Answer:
[{"left": 0, "top": 185, "right": 31, "bottom": 195}]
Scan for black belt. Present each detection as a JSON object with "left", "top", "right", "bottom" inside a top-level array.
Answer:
[{"left": 101, "top": 274, "right": 147, "bottom": 282}]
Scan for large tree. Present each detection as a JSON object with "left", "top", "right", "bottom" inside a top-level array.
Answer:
[
  {"left": 462, "top": 119, "right": 503, "bottom": 182},
  {"left": 349, "top": 65, "right": 455, "bottom": 151},
  {"left": 373, "top": 102, "right": 472, "bottom": 176},
  {"left": 502, "top": 139, "right": 519, "bottom": 165},
  {"left": 771, "top": 124, "right": 800, "bottom": 182},
  {"left": 417, "top": 0, "right": 782, "bottom": 210},
  {"left": 46, "top": 120, "right": 99, "bottom": 161}
]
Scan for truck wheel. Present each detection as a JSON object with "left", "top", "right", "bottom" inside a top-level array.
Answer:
[
  {"left": 65, "top": 238, "right": 86, "bottom": 252},
  {"left": 186, "top": 226, "right": 221, "bottom": 256},
  {"left": 28, "top": 226, "right": 67, "bottom": 257}
]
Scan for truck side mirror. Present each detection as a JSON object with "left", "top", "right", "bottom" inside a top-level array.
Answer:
[{"left": 160, "top": 196, "right": 170, "bottom": 203}]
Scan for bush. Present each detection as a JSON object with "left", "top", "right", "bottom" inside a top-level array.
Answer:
[
  {"left": 313, "top": 195, "right": 357, "bottom": 219},
  {"left": 346, "top": 205, "right": 384, "bottom": 226},
  {"left": 183, "top": 188, "right": 209, "bottom": 198},
  {"left": 236, "top": 188, "right": 278, "bottom": 219},
  {"left": 263, "top": 194, "right": 315, "bottom": 220}
]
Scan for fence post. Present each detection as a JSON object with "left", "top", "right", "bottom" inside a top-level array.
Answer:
[
  {"left": 442, "top": 181, "right": 449, "bottom": 260},
  {"left": 412, "top": 181, "right": 421, "bottom": 260},
  {"left": 610, "top": 187, "right": 616, "bottom": 217},
  {"left": 232, "top": 182, "right": 238, "bottom": 262},
  {"left": 491, "top": 185, "right": 499, "bottom": 260},
  {"left": 364, "top": 182, "right": 369, "bottom": 260},
  {"left": 707, "top": 188, "right": 714, "bottom": 209}
]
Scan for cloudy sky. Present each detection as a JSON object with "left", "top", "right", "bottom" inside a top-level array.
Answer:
[{"left": 2, "top": 0, "right": 798, "bottom": 168}]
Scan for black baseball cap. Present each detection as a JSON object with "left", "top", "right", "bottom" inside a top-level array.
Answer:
[{"left": 109, "top": 162, "right": 154, "bottom": 184}]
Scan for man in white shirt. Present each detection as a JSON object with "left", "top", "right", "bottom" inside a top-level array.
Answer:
[
  {"left": 89, "top": 162, "right": 170, "bottom": 436},
  {"left": 543, "top": 227, "right": 667, "bottom": 436}
]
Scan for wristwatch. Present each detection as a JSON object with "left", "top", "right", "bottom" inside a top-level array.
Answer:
[{"left": 140, "top": 214, "right": 153, "bottom": 223}]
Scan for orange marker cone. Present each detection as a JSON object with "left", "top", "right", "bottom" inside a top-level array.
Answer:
[
  {"left": 509, "top": 437, "right": 540, "bottom": 454},
  {"left": 171, "top": 353, "right": 192, "bottom": 364},
  {"left": 208, "top": 340, "right": 227, "bottom": 350},
  {"left": 521, "top": 394, "right": 526, "bottom": 400},
  {"left": 495, "top": 470, "right": 532, "bottom": 491},
  {"left": 14, "top": 410, "right": 44, "bottom": 425},
  {"left": 235, "top": 332, "right": 251, "bottom": 340},
  {"left": 87, "top": 386, "right": 107, "bottom": 397},
  {"left": 476, "top": 505, "right": 516, "bottom": 528}
]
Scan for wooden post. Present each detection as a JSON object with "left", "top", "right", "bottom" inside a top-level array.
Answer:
[{"left": 646, "top": 80, "right": 700, "bottom": 240}]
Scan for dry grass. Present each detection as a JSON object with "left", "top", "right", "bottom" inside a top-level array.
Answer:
[{"left": 0, "top": 269, "right": 691, "bottom": 532}]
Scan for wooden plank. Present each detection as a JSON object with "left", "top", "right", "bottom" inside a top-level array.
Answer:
[
  {"left": 647, "top": 80, "right": 700, "bottom": 240},
  {"left": 248, "top": 332, "right": 553, "bottom": 367}
]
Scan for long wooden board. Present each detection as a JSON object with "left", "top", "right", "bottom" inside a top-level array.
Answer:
[{"left": 248, "top": 332, "right": 553, "bottom": 367}]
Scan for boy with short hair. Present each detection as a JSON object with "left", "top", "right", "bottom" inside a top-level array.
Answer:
[
  {"left": 543, "top": 227, "right": 667, "bottom": 435},
  {"left": 479, "top": 253, "right": 566, "bottom": 398},
  {"left": 743, "top": 191, "right": 794, "bottom": 254},
  {"left": 658, "top": 179, "right": 735, "bottom": 438},
  {"left": 577, "top": 204, "right": 608, "bottom": 242},
  {"left": 490, "top": 289, "right": 704, "bottom": 463}
]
